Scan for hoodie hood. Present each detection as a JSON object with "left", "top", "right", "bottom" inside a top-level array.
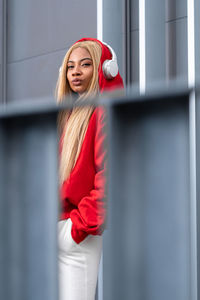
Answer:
[{"left": 76, "top": 37, "right": 124, "bottom": 93}]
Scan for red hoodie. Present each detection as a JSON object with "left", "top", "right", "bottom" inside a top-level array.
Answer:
[{"left": 60, "top": 38, "right": 124, "bottom": 243}]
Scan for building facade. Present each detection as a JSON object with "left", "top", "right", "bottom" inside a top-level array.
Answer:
[
  {"left": 1, "top": 0, "right": 200, "bottom": 104},
  {"left": 1, "top": 1, "right": 200, "bottom": 300}
]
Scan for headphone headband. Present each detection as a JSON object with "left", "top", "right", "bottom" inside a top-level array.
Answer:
[
  {"left": 101, "top": 41, "right": 119, "bottom": 79},
  {"left": 102, "top": 41, "right": 117, "bottom": 62}
]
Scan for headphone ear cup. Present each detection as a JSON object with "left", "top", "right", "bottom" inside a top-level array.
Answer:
[{"left": 102, "top": 59, "right": 119, "bottom": 79}]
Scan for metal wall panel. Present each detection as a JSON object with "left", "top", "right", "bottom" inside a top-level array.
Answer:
[
  {"left": 7, "top": 49, "right": 67, "bottom": 102},
  {"left": 130, "top": 30, "right": 139, "bottom": 84},
  {"left": 145, "top": 0, "right": 166, "bottom": 87},
  {"left": 0, "top": 107, "right": 58, "bottom": 300},
  {"left": 123, "top": 0, "right": 189, "bottom": 88},
  {"left": 103, "top": 0, "right": 188, "bottom": 87},
  {"left": 103, "top": 0, "right": 124, "bottom": 77},
  {"left": 7, "top": 0, "right": 97, "bottom": 103},
  {"left": 103, "top": 91, "right": 193, "bottom": 300},
  {"left": 130, "top": 0, "right": 139, "bottom": 86},
  {"left": 7, "top": 0, "right": 97, "bottom": 62},
  {"left": 130, "top": 0, "right": 139, "bottom": 31},
  {"left": 166, "top": 0, "right": 187, "bottom": 21},
  {"left": 165, "top": 0, "right": 188, "bottom": 86},
  {"left": 166, "top": 18, "right": 188, "bottom": 82}
]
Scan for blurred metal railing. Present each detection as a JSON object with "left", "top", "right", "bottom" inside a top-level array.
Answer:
[
  {"left": 0, "top": 85, "right": 200, "bottom": 300},
  {"left": 103, "top": 85, "right": 199, "bottom": 300},
  {"left": 0, "top": 101, "right": 59, "bottom": 300}
]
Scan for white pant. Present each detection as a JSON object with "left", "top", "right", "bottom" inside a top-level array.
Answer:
[{"left": 58, "top": 219, "right": 102, "bottom": 300}]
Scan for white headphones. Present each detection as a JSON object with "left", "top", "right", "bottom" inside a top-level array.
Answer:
[
  {"left": 59, "top": 41, "right": 119, "bottom": 79},
  {"left": 102, "top": 42, "right": 119, "bottom": 79}
]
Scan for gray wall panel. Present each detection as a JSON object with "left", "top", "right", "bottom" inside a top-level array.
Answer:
[
  {"left": 146, "top": 0, "right": 166, "bottom": 87},
  {"left": 166, "top": 18, "right": 188, "bottom": 82},
  {"left": 7, "top": 49, "right": 67, "bottom": 102},
  {"left": 124, "top": 0, "right": 189, "bottom": 87},
  {"left": 166, "top": 0, "right": 187, "bottom": 22},
  {"left": 7, "top": 0, "right": 97, "bottom": 63},
  {"left": 130, "top": 30, "right": 139, "bottom": 84},
  {"left": 131, "top": 0, "right": 139, "bottom": 31},
  {"left": 7, "top": 0, "right": 97, "bottom": 103},
  {"left": 103, "top": 0, "right": 123, "bottom": 76}
]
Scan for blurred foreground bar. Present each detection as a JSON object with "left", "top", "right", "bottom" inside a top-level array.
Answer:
[
  {"left": 0, "top": 102, "right": 59, "bottom": 300},
  {"left": 103, "top": 87, "right": 199, "bottom": 300},
  {"left": 0, "top": 86, "right": 199, "bottom": 300}
]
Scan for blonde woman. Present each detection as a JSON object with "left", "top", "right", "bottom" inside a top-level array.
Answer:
[{"left": 56, "top": 38, "right": 123, "bottom": 300}]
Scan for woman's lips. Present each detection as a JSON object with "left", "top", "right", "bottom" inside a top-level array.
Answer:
[{"left": 72, "top": 79, "right": 82, "bottom": 86}]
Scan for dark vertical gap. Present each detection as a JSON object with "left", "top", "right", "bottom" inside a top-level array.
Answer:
[
  {"left": 123, "top": 0, "right": 132, "bottom": 87},
  {"left": 2, "top": 0, "right": 6, "bottom": 104}
]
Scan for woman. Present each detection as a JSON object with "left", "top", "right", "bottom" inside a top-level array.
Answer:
[{"left": 56, "top": 37, "right": 123, "bottom": 300}]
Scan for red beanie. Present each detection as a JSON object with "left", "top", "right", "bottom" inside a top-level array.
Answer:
[{"left": 75, "top": 37, "right": 124, "bottom": 93}]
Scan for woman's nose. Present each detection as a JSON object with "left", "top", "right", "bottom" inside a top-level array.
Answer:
[{"left": 72, "top": 65, "right": 81, "bottom": 75}]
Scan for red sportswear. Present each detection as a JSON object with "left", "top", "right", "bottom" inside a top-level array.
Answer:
[{"left": 59, "top": 38, "right": 124, "bottom": 243}]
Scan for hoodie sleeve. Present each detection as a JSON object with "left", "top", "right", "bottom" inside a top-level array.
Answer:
[{"left": 69, "top": 107, "right": 107, "bottom": 244}]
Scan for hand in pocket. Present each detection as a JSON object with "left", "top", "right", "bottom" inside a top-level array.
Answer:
[{"left": 58, "top": 218, "right": 77, "bottom": 253}]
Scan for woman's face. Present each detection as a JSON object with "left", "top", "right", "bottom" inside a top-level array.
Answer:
[{"left": 67, "top": 47, "right": 94, "bottom": 94}]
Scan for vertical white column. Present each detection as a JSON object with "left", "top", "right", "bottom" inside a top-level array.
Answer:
[
  {"left": 97, "top": 0, "right": 103, "bottom": 41},
  {"left": 139, "top": 0, "right": 146, "bottom": 94},
  {"left": 187, "top": 0, "right": 197, "bottom": 299}
]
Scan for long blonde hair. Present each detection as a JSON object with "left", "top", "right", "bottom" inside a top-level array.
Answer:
[{"left": 55, "top": 41, "right": 102, "bottom": 183}]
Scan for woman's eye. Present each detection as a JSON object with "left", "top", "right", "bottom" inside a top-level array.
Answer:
[
  {"left": 67, "top": 65, "right": 74, "bottom": 69},
  {"left": 82, "top": 63, "right": 91, "bottom": 67}
]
